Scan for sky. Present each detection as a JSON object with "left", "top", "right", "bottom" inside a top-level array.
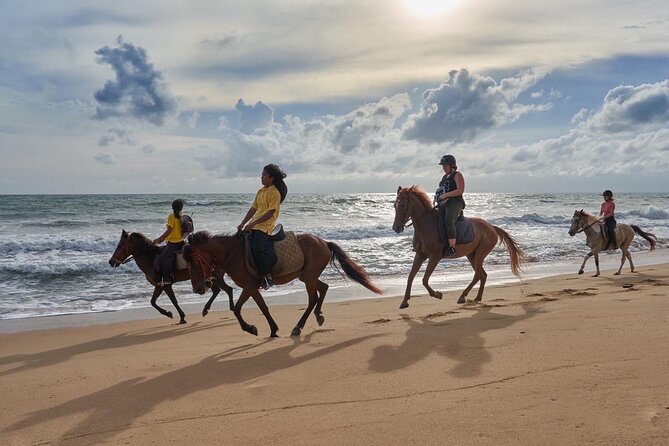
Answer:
[{"left": 1, "top": 0, "right": 669, "bottom": 194}]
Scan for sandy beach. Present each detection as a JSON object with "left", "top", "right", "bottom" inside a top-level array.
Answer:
[{"left": 1, "top": 263, "right": 669, "bottom": 445}]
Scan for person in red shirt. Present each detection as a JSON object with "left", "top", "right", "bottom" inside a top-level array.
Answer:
[{"left": 599, "top": 190, "right": 617, "bottom": 250}]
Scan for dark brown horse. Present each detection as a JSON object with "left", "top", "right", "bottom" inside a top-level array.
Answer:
[
  {"left": 183, "top": 230, "right": 382, "bottom": 337},
  {"left": 108, "top": 230, "right": 234, "bottom": 324},
  {"left": 392, "top": 186, "right": 526, "bottom": 308}
]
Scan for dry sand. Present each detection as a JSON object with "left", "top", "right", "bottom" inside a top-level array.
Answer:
[{"left": 1, "top": 264, "right": 669, "bottom": 445}]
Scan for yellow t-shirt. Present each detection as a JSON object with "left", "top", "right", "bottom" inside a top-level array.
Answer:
[
  {"left": 250, "top": 185, "right": 281, "bottom": 234},
  {"left": 165, "top": 213, "right": 183, "bottom": 243}
]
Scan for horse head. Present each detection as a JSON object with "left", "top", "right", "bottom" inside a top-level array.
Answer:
[
  {"left": 183, "top": 233, "right": 216, "bottom": 295},
  {"left": 109, "top": 230, "right": 131, "bottom": 267},
  {"left": 568, "top": 209, "right": 585, "bottom": 236},
  {"left": 393, "top": 186, "right": 413, "bottom": 233}
]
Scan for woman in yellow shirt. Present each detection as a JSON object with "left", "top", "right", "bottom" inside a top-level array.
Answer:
[
  {"left": 237, "top": 164, "right": 288, "bottom": 289},
  {"left": 154, "top": 198, "right": 190, "bottom": 285}
]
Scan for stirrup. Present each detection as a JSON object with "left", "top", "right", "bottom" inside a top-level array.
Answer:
[
  {"left": 261, "top": 276, "right": 273, "bottom": 290},
  {"left": 444, "top": 245, "right": 457, "bottom": 257}
]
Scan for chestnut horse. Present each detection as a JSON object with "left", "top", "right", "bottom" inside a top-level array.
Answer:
[
  {"left": 183, "top": 230, "right": 382, "bottom": 337},
  {"left": 392, "top": 186, "right": 526, "bottom": 308},
  {"left": 568, "top": 209, "right": 657, "bottom": 276},
  {"left": 109, "top": 230, "right": 234, "bottom": 324}
]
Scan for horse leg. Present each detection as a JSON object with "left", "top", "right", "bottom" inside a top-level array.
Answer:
[
  {"left": 150, "top": 286, "right": 173, "bottom": 320},
  {"left": 202, "top": 284, "right": 220, "bottom": 317},
  {"left": 458, "top": 254, "right": 481, "bottom": 303},
  {"left": 578, "top": 252, "right": 593, "bottom": 275},
  {"left": 615, "top": 246, "right": 629, "bottom": 275},
  {"left": 422, "top": 256, "right": 442, "bottom": 301},
  {"left": 626, "top": 248, "right": 635, "bottom": 273},
  {"left": 292, "top": 279, "right": 319, "bottom": 337},
  {"left": 592, "top": 254, "right": 600, "bottom": 277},
  {"left": 314, "top": 280, "right": 329, "bottom": 326},
  {"left": 250, "top": 289, "right": 279, "bottom": 338},
  {"left": 233, "top": 289, "right": 257, "bottom": 336},
  {"left": 400, "top": 253, "right": 426, "bottom": 309},
  {"left": 164, "top": 285, "right": 187, "bottom": 324},
  {"left": 473, "top": 266, "right": 488, "bottom": 303}
]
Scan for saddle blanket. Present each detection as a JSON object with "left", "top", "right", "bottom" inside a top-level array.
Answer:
[
  {"left": 454, "top": 216, "right": 475, "bottom": 245},
  {"left": 246, "top": 231, "right": 304, "bottom": 278}
]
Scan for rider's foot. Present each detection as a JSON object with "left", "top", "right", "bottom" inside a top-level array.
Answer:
[{"left": 444, "top": 245, "right": 457, "bottom": 256}]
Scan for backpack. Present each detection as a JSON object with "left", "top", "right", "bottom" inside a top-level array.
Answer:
[{"left": 180, "top": 214, "right": 194, "bottom": 235}]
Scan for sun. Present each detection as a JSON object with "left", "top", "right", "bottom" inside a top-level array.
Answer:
[{"left": 402, "top": 0, "right": 463, "bottom": 18}]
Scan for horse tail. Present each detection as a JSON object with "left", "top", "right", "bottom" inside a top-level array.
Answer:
[
  {"left": 493, "top": 226, "right": 527, "bottom": 277},
  {"left": 327, "top": 242, "right": 383, "bottom": 294},
  {"left": 630, "top": 225, "right": 657, "bottom": 251}
]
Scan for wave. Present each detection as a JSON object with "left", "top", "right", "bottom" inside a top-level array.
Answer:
[
  {"left": 23, "top": 220, "right": 92, "bottom": 228},
  {"left": 490, "top": 213, "right": 570, "bottom": 226},
  {"left": 622, "top": 206, "right": 669, "bottom": 221},
  {"left": 0, "top": 236, "right": 117, "bottom": 254}
]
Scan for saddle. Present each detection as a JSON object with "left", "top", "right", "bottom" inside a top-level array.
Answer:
[
  {"left": 588, "top": 222, "right": 616, "bottom": 250},
  {"left": 244, "top": 225, "right": 305, "bottom": 278},
  {"left": 437, "top": 211, "right": 475, "bottom": 245}
]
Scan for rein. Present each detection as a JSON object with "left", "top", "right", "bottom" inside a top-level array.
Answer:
[
  {"left": 190, "top": 247, "right": 218, "bottom": 280},
  {"left": 397, "top": 195, "right": 431, "bottom": 229},
  {"left": 576, "top": 218, "right": 600, "bottom": 234}
]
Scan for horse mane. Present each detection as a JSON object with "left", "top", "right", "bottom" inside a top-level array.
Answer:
[
  {"left": 401, "top": 185, "right": 434, "bottom": 212},
  {"left": 188, "top": 230, "right": 242, "bottom": 247},
  {"left": 129, "top": 232, "right": 160, "bottom": 256}
]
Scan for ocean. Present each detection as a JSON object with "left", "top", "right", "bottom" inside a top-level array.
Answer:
[{"left": 1, "top": 193, "right": 668, "bottom": 320}]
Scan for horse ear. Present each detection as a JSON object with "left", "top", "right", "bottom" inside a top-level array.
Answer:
[
  {"left": 397, "top": 186, "right": 402, "bottom": 194},
  {"left": 122, "top": 229, "right": 128, "bottom": 237}
]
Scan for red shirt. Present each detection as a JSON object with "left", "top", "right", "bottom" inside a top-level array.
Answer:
[{"left": 600, "top": 201, "right": 615, "bottom": 218}]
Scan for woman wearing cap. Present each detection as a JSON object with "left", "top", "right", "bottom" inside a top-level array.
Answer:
[
  {"left": 436, "top": 154, "right": 466, "bottom": 256},
  {"left": 237, "top": 164, "right": 288, "bottom": 290},
  {"left": 599, "top": 190, "right": 617, "bottom": 250}
]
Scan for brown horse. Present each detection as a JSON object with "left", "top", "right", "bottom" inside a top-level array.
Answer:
[
  {"left": 108, "top": 230, "right": 234, "bottom": 324},
  {"left": 183, "top": 230, "right": 382, "bottom": 337},
  {"left": 392, "top": 186, "right": 526, "bottom": 308},
  {"left": 568, "top": 209, "right": 657, "bottom": 276}
]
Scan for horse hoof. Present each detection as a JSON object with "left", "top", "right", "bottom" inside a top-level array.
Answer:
[
  {"left": 316, "top": 314, "right": 325, "bottom": 326},
  {"left": 474, "top": 297, "right": 481, "bottom": 303},
  {"left": 433, "top": 291, "right": 442, "bottom": 300},
  {"left": 178, "top": 319, "right": 187, "bottom": 325},
  {"left": 291, "top": 327, "right": 302, "bottom": 337},
  {"left": 247, "top": 325, "right": 258, "bottom": 336},
  {"left": 270, "top": 332, "right": 279, "bottom": 338},
  {"left": 202, "top": 309, "right": 209, "bottom": 317},
  {"left": 577, "top": 270, "right": 584, "bottom": 275},
  {"left": 165, "top": 311, "right": 173, "bottom": 319},
  {"left": 613, "top": 272, "right": 620, "bottom": 276},
  {"left": 591, "top": 274, "right": 599, "bottom": 277},
  {"left": 457, "top": 297, "right": 466, "bottom": 304},
  {"left": 399, "top": 301, "right": 409, "bottom": 309}
]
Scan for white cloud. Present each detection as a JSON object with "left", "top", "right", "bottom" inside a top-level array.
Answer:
[
  {"left": 402, "top": 68, "right": 551, "bottom": 144},
  {"left": 94, "top": 152, "right": 115, "bottom": 164}
]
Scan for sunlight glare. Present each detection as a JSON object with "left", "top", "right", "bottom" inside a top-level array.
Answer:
[{"left": 402, "top": 0, "right": 463, "bottom": 18}]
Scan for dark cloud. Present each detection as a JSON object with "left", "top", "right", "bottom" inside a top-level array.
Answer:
[
  {"left": 587, "top": 80, "right": 669, "bottom": 133},
  {"left": 93, "top": 37, "right": 177, "bottom": 126},
  {"left": 402, "top": 68, "right": 549, "bottom": 144},
  {"left": 199, "top": 36, "right": 237, "bottom": 49},
  {"left": 140, "top": 144, "right": 155, "bottom": 154},
  {"left": 97, "top": 127, "right": 136, "bottom": 146}
]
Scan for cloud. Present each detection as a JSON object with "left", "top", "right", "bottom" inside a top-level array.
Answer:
[
  {"left": 187, "top": 111, "right": 200, "bottom": 129},
  {"left": 402, "top": 68, "right": 551, "bottom": 144},
  {"left": 93, "top": 36, "right": 177, "bottom": 126},
  {"left": 585, "top": 80, "right": 669, "bottom": 133},
  {"left": 141, "top": 144, "right": 155, "bottom": 154},
  {"left": 94, "top": 152, "right": 115, "bottom": 164},
  {"left": 97, "top": 127, "right": 136, "bottom": 146},
  {"left": 235, "top": 99, "right": 275, "bottom": 134}
]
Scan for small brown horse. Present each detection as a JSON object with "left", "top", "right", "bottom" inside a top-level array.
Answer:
[
  {"left": 183, "top": 230, "right": 382, "bottom": 337},
  {"left": 109, "top": 230, "right": 234, "bottom": 324},
  {"left": 392, "top": 186, "right": 526, "bottom": 308},
  {"left": 568, "top": 210, "right": 657, "bottom": 276}
]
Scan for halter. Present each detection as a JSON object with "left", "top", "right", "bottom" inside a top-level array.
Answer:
[{"left": 575, "top": 215, "right": 601, "bottom": 234}]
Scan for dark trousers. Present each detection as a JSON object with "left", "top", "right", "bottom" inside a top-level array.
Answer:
[
  {"left": 438, "top": 198, "right": 465, "bottom": 242},
  {"left": 157, "top": 241, "right": 184, "bottom": 281},
  {"left": 604, "top": 217, "right": 617, "bottom": 249},
  {"left": 250, "top": 230, "right": 277, "bottom": 276}
]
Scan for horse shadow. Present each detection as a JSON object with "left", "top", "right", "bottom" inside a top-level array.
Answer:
[
  {"left": 3, "top": 332, "right": 383, "bottom": 444},
  {"left": 368, "top": 305, "right": 539, "bottom": 377},
  {"left": 0, "top": 319, "right": 235, "bottom": 378}
]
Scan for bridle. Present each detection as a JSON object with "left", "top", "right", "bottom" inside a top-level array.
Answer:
[
  {"left": 113, "top": 238, "right": 134, "bottom": 266},
  {"left": 574, "top": 214, "right": 600, "bottom": 234},
  {"left": 395, "top": 193, "right": 430, "bottom": 229},
  {"left": 189, "top": 247, "right": 218, "bottom": 282}
]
